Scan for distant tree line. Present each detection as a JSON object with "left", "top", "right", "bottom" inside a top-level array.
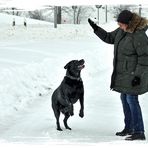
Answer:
[{"left": 0, "top": 5, "right": 146, "bottom": 24}]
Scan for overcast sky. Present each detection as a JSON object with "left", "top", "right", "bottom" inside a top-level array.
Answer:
[{"left": 0, "top": 0, "right": 148, "bottom": 10}]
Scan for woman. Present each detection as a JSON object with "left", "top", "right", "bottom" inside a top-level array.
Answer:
[{"left": 88, "top": 10, "right": 148, "bottom": 140}]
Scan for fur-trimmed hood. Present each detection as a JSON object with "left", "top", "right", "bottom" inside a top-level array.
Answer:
[{"left": 126, "top": 13, "right": 148, "bottom": 33}]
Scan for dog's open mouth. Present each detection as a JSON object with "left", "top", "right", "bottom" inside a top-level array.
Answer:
[
  {"left": 78, "top": 64, "right": 85, "bottom": 70},
  {"left": 78, "top": 59, "right": 85, "bottom": 70}
]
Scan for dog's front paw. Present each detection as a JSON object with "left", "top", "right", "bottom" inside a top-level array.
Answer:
[{"left": 79, "top": 110, "right": 84, "bottom": 118}]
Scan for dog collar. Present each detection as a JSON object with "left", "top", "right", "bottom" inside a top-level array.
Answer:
[{"left": 65, "top": 75, "right": 82, "bottom": 81}]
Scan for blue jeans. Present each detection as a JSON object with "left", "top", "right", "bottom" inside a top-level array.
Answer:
[{"left": 120, "top": 93, "right": 144, "bottom": 134}]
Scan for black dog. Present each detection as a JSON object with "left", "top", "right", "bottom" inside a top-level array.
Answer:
[{"left": 51, "top": 59, "right": 85, "bottom": 131}]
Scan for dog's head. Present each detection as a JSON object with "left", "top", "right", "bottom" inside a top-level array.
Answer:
[{"left": 64, "top": 59, "right": 85, "bottom": 78}]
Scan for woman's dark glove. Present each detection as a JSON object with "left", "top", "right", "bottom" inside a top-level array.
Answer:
[
  {"left": 132, "top": 76, "right": 141, "bottom": 87},
  {"left": 88, "top": 18, "right": 98, "bottom": 31}
]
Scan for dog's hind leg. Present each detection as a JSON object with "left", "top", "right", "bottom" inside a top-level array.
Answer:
[
  {"left": 63, "top": 113, "right": 71, "bottom": 130},
  {"left": 56, "top": 112, "right": 63, "bottom": 131},
  {"left": 53, "top": 107, "right": 62, "bottom": 131}
]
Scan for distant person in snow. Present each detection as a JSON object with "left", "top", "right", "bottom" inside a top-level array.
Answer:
[
  {"left": 88, "top": 10, "right": 148, "bottom": 141},
  {"left": 12, "top": 18, "right": 15, "bottom": 26},
  {"left": 24, "top": 18, "right": 27, "bottom": 27}
]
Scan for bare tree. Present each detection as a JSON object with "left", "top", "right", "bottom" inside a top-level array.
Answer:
[
  {"left": 71, "top": 6, "right": 95, "bottom": 24},
  {"left": 95, "top": 5, "right": 102, "bottom": 24},
  {"left": 57, "top": 6, "right": 61, "bottom": 24},
  {"left": 78, "top": 6, "right": 95, "bottom": 24},
  {"left": 72, "top": 6, "right": 77, "bottom": 24},
  {"left": 76, "top": 6, "right": 81, "bottom": 24},
  {"left": 54, "top": 6, "right": 57, "bottom": 28},
  {"left": 1, "top": 5, "right": 96, "bottom": 24},
  {"left": 39, "top": 6, "right": 54, "bottom": 22},
  {"left": 28, "top": 10, "right": 45, "bottom": 20},
  {"left": 0, "top": 7, "right": 22, "bottom": 16}
]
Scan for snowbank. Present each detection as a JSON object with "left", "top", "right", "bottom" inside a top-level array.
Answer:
[{"left": 0, "top": 13, "right": 118, "bottom": 41}]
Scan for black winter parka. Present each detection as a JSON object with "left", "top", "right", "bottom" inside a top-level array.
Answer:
[{"left": 94, "top": 13, "right": 148, "bottom": 95}]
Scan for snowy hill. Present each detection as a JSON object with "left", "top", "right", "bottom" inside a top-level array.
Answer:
[{"left": 0, "top": 13, "right": 148, "bottom": 147}]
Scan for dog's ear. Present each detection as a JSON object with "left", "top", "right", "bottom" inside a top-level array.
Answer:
[
  {"left": 64, "top": 62, "right": 70, "bottom": 69},
  {"left": 64, "top": 60, "right": 75, "bottom": 69},
  {"left": 64, "top": 60, "right": 73, "bottom": 69}
]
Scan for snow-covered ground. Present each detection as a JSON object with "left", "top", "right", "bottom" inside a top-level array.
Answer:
[{"left": 0, "top": 13, "right": 148, "bottom": 147}]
